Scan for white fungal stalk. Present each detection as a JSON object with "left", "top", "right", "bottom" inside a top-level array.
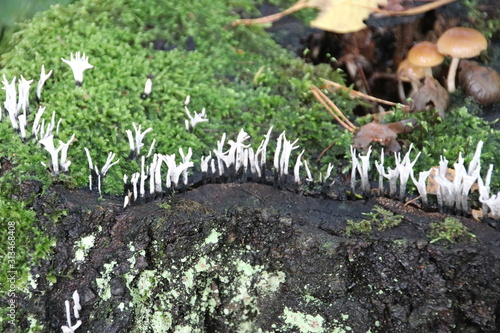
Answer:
[
  {"left": 84, "top": 148, "right": 119, "bottom": 195},
  {"left": 350, "top": 146, "right": 359, "bottom": 193},
  {"left": 140, "top": 156, "right": 147, "bottom": 198},
  {"left": 163, "top": 153, "right": 194, "bottom": 188},
  {"left": 59, "top": 134, "right": 76, "bottom": 172},
  {"left": 32, "top": 106, "right": 47, "bottom": 138},
  {"left": 356, "top": 146, "right": 372, "bottom": 195},
  {"left": 480, "top": 193, "right": 500, "bottom": 219},
  {"left": 2, "top": 75, "right": 18, "bottom": 129},
  {"left": 214, "top": 133, "right": 228, "bottom": 176},
  {"left": 324, "top": 163, "right": 335, "bottom": 186},
  {"left": 101, "top": 152, "right": 120, "bottom": 177},
  {"left": 478, "top": 164, "right": 493, "bottom": 216},
  {"left": 184, "top": 96, "right": 208, "bottom": 130},
  {"left": 468, "top": 140, "right": 483, "bottom": 176},
  {"left": 84, "top": 148, "right": 94, "bottom": 191},
  {"left": 274, "top": 132, "right": 284, "bottom": 174},
  {"left": 395, "top": 144, "right": 420, "bottom": 201},
  {"left": 277, "top": 132, "right": 299, "bottom": 177},
  {"left": 142, "top": 78, "right": 152, "bottom": 98},
  {"left": 37, "top": 65, "right": 53, "bottom": 101},
  {"left": 126, "top": 122, "right": 152, "bottom": 159},
  {"left": 18, "top": 114, "right": 27, "bottom": 140},
  {"left": 201, "top": 153, "right": 212, "bottom": 174},
  {"left": 149, "top": 154, "right": 158, "bottom": 195},
  {"left": 61, "top": 290, "right": 82, "bottom": 333},
  {"left": 179, "top": 147, "right": 193, "bottom": 185},
  {"left": 39, "top": 135, "right": 63, "bottom": 176},
  {"left": 146, "top": 139, "right": 156, "bottom": 158},
  {"left": 247, "top": 148, "right": 256, "bottom": 176},
  {"left": 411, "top": 169, "right": 431, "bottom": 206},
  {"left": 374, "top": 149, "right": 385, "bottom": 194},
  {"left": 131, "top": 172, "right": 140, "bottom": 201},
  {"left": 254, "top": 126, "right": 273, "bottom": 178},
  {"left": 153, "top": 154, "right": 164, "bottom": 193},
  {"left": 304, "top": 160, "right": 313, "bottom": 183},
  {"left": 228, "top": 129, "right": 250, "bottom": 174},
  {"left": 17, "top": 75, "right": 33, "bottom": 116},
  {"left": 294, "top": 150, "right": 305, "bottom": 184},
  {"left": 61, "top": 52, "right": 93, "bottom": 86}
]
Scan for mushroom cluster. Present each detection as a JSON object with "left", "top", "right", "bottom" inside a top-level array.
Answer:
[{"left": 398, "top": 26, "right": 493, "bottom": 113}]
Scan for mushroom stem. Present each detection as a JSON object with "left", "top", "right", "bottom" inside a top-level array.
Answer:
[
  {"left": 398, "top": 78, "right": 421, "bottom": 103},
  {"left": 409, "top": 80, "right": 420, "bottom": 97},
  {"left": 447, "top": 57, "right": 460, "bottom": 93},
  {"left": 424, "top": 67, "right": 433, "bottom": 78},
  {"left": 397, "top": 77, "right": 407, "bottom": 103}
]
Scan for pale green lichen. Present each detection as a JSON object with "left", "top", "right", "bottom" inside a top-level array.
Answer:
[
  {"left": 28, "top": 273, "right": 39, "bottom": 290},
  {"left": 95, "top": 261, "right": 117, "bottom": 302},
  {"left": 73, "top": 234, "right": 96, "bottom": 263},
  {"left": 27, "top": 314, "right": 44, "bottom": 332},
  {"left": 122, "top": 224, "right": 288, "bottom": 332},
  {"left": 283, "top": 307, "right": 324, "bottom": 333},
  {"left": 117, "top": 302, "right": 126, "bottom": 312},
  {"left": 204, "top": 229, "right": 221, "bottom": 245}
]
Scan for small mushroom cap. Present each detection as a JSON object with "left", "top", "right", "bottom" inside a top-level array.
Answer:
[
  {"left": 397, "top": 58, "right": 426, "bottom": 81},
  {"left": 437, "top": 27, "right": 487, "bottom": 59},
  {"left": 407, "top": 42, "right": 444, "bottom": 67}
]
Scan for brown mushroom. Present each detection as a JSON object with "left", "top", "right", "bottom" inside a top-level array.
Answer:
[
  {"left": 407, "top": 41, "right": 444, "bottom": 78},
  {"left": 397, "top": 58, "right": 426, "bottom": 102},
  {"left": 437, "top": 27, "right": 487, "bottom": 93},
  {"left": 459, "top": 60, "right": 500, "bottom": 106}
]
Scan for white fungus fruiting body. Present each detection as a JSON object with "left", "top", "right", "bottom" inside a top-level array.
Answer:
[
  {"left": 143, "top": 78, "right": 152, "bottom": 98},
  {"left": 61, "top": 52, "right": 94, "bottom": 86},
  {"left": 37, "top": 65, "right": 53, "bottom": 101}
]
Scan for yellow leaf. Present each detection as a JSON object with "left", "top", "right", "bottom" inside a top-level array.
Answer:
[{"left": 309, "top": 0, "right": 388, "bottom": 33}]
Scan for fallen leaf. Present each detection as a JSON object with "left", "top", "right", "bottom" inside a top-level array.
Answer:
[
  {"left": 426, "top": 167, "right": 454, "bottom": 195},
  {"left": 471, "top": 208, "right": 483, "bottom": 221},
  {"left": 410, "top": 77, "right": 449, "bottom": 118},
  {"left": 310, "top": 0, "right": 388, "bottom": 33},
  {"left": 427, "top": 167, "right": 479, "bottom": 195}
]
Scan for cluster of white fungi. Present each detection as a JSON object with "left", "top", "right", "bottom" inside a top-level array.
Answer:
[
  {"left": 1, "top": 52, "right": 499, "bottom": 222},
  {"left": 352, "top": 142, "right": 500, "bottom": 218}
]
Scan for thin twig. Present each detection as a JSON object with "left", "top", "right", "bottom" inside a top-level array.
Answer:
[
  {"left": 317, "top": 142, "right": 336, "bottom": 162},
  {"left": 232, "top": 0, "right": 309, "bottom": 26},
  {"left": 310, "top": 85, "right": 357, "bottom": 132},
  {"left": 370, "top": 0, "right": 458, "bottom": 17},
  {"left": 321, "top": 78, "right": 410, "bottom": 112}
]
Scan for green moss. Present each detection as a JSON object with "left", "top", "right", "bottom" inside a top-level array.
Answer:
[
  {"left": 427, "top": 217, "right": 476, "bottom": 244},
  {"left": 0, "top": 0, "right": 347, "bottom": 197},
  {"left": 0, "top": 0, "right": 498, "bottom": 329},
  {"left": 345, "top": 205, "right": 404, "bottom": 237}
]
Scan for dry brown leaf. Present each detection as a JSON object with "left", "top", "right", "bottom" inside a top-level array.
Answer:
[
  {"left": 310, "top": 0, "right": 388, "bottom": 33},
  {"left": 426, "top": 167, "right": 479, "bottom": 195},
  {"left": 410, "top": 77, "right": 449, "bottom": 118},
  {"left": 426, "top": 167, "right": 454, "bottom": 195},
  {"left": 471, "top": 208, "right": 483, "bottom": 221}
]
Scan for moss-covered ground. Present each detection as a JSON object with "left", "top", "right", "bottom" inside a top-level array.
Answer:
[{"left": 0, "top": 0, "right": 499, "bottom": 330}]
